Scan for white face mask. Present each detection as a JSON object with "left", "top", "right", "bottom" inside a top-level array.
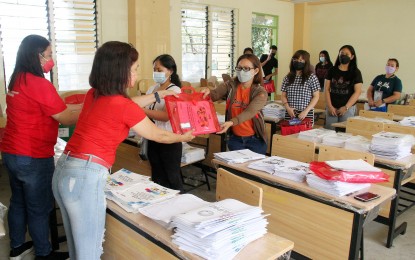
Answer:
[
  {"left": 153, "top": 71, "right": 167, "bottom": 84},
  {"left": 236, "top": 70, "right": 254, "bottom": 83}
]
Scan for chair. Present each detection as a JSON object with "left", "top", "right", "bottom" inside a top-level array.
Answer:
[
  {"left": 346, "top": 118, "right": 384, "bottom": 139},
  {"left": 318, "top": 145, "right": 375, "bottom": 165},
  {"left": 137, "top": 78, "right": 154, "bottom": 95},
  {"left": 271, "top": 134, "right": 316, "bottom": 163},
  {"left": 216, "top": 168, "right": 263, "bottom": 207},
  {"left": 388, "top": 104, "right": 415, "bottom": 117},
  {"left": 409, "top": 99, "right": 415, "bottom": 106},
  {"left": 385, "top": 123, "right": 415, "bottom": 136},
  {"left": 359, "top": 110, "right": 394, "bottom": 120},
  {"left": 181, "top": 81, "right": 192, "bottom": 87},
  {"left": 60, "top": 90, "right": 87, "bottom": 103}
]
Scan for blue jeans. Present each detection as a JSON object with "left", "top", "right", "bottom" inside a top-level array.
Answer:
[
  {"left": 2, "top": 153, "right": 54, "bottom": 256},
  {"left": 324, "top": 105, "right": 357, "bottom": 130},
  {"left": 227, "top": 134, "right": 267, "bottom": 155},
  {"left": 52, "top": 154, "right": 109, "bottom": 260}
]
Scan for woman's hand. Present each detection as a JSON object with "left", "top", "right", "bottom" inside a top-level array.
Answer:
[
  {"left": 217, "top": 121, "right": 233, "bottom": 134},
  {"left": 368, "top": 100, "right": 375, "bottom": 107},
  {"left": 298, "top": 110, "right": 308, "bottom": 120},
  {"left": 337, "top": 106, "right": 348, "bottom": 116},
  {"left": 374, "top": 100, "right": 383, "bottom": 107},
  {"left": 327, "top": 105, "right": 337, "bottom": 116},
  {"left": 158, "top": 90, "right": 178, "bottom": 99},
  {"left": 285, "top": 106, "right": 295, "bottom": 118},
  {"left": 200, "top": 87, "right": 211, "bottom": 99},
  {"left": 181, "top": 130, "right": 195, "bottom": 142},
  {"left": 264, "top": 74, "right": 272, "bottom": 81}
]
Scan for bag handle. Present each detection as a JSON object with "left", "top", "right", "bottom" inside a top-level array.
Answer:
[{"left": 181, "top": 85, "right": 196, "bottom": 94}]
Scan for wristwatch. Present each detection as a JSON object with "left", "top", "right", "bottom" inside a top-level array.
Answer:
[
  {"left": 154, "top": 92, "right": 161, "bottom": 103},
  {"left": 345, "top": 105, "right": 349, "bottom": 111}
]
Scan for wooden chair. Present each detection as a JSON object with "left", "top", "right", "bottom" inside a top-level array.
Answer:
[
  {"left": 137, "top": 78, "right": 154, "bottom": 95},
  {"left": 181, "top": 81, "right": 192, "bottom": 87},
  {"left": 216, "top": 168, "right": 263, "bottom": 207},
  {"left": 60, "top": 90, "right": 88, "bottom": 102},
  {"left": 385, "top": 123, "right": 415, "bottom": 136},
  {"left": 346, "top": 118, "right": 384, "bottom": 139},
  {"left": 318, "top": 145, "right": 375, "bottom": 165},
  {"left": 388, "top": 104, "right": 415, "bottom": 117},
  {"left": 271, "top": 134, "right": 316, "bottom": 163},
  {"left": 359, "top": 110, "right": 394, "bottom": 120},
  {"left": 409, "top": 99, "right": 415, "bottom": 106}
]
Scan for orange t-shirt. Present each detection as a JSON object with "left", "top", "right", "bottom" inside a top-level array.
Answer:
[{"left": 231, "top": 85, "right": 255, "bottom": 137}]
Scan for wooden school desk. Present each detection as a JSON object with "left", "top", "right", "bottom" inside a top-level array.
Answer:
[
  {"left": 212, "top": 159, "right": 396, "bottom": 260},
  {"left": 287, "top": 133, "right": 415, "bottom": 248},
  {"left": 102, "top": 200, "right": 295, "bottom": 260}
]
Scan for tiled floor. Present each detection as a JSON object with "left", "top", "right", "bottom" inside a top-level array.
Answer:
[{"left": 1, "top": 165, "right": 415, "bottom": 260}]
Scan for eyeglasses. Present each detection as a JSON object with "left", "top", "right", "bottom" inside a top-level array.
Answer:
[{"left": 235, "top": 66, "right": 254, "bottom": 72}]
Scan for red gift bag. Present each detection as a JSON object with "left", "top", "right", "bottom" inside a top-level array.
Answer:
[
  {"left": 263, "top": 80, "right": 275, "bottom": 93},
  {"left": 165, "top": 86, "right": 221, "bottom": 135},
  {"left": 279, "top": 118, "right": 312, "bottom": 136}
]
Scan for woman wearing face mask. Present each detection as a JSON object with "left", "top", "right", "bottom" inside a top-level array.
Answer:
[
  {"left": 201, "top": 54, "right": 268, "bottom": 154},
  {"left": 143, "top": 54, "right": 183, "bottom": 190},
  {"left": 324, "top": 45, "right": 363, "bottom": 130},
  {"left": 366, "top": 58, "right": 402, "bottom": 112},
  {"left": 281, "top": 50, "right": 320, "bottom": 125},
  {"left": 315, "top": 50, "right": 333, "bottom": 92},
  {"left": 0, "top": 35, "right": 81, "bottom": 259}
]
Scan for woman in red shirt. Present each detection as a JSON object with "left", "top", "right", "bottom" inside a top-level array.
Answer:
[
  {"left": 0, "top": 35, "right": 80, "bottom": 259},
  {"left": 52, "top": 41, "right": 194, "bottom": 260}
]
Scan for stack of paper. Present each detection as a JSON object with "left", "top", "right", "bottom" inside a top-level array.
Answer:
[
  {"left": 214, "top": 149, "right": 266, "bottom": 164},
  {"left": 248, "top": 156, "right": 310, "bottom": 182},
  {"left": 306, "top": 174, "right": 370, "bottom": 197},
  {"left": 298, "top": 128, "right": 336, "bottom": 143},
  {"left": 262, "top": 102, "right": 285, "bottom": 120},
  {"left": 171, "top": 199, "right": 268, "bottom": 260},
  {"left": 139, "top": 194, "right": 210, "bottom": 229},
  {"left": 369, "top": 131, "right": 415, "bottom": 160},
  {"left": 216, "top": 113, "right": 226, "bottom": 124},
  {"left": 321, "top": 132, "right": 353, "bottom": 147},
  {"left": 399, "top": 116, "right": 415, "bottom": 127},
  {"left": 182, "top": 143, "right": 205, "bottom": 164},
  {"left": 105, "top": 169, "right": 179, "bottom": 213},
  {"left": 353, "top": 116, "right": 397, "bottom": 124},
  {"left": 344, "top": 135, "right": 371, "bottom": 152}
]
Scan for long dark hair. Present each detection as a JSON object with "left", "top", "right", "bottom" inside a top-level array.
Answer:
[
  {"left": 319, "top": 50, "right": 333, "bottom": 66},
  {"left": 153, "top": 54, "right": 181, "bottom": 87},
  {"left": 89, "top": 41, "right": 138, "bottom": 97},
  {"left": 234, "top": 54, "right": 264, "bottom": 86},
  {"left": 287, "top": 50, "right": 311, "bottom": 85},
  {"left": 8, "top": 34, "right": 50, "bottom": 91},
  {"left": 334, "top": 45, "right": 358, "bottom": 73}
]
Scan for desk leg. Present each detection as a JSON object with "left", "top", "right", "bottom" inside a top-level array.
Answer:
[
  {"left": 350, "top": 213, "right": 364, "bottom": 260},
  {"left": 385, "top": 168, "right": 407, "bottom": 248}
]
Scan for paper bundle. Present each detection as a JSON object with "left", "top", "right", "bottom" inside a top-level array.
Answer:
[
  {"left": 171, "top": 199, "right": 268, "bottom": 260},
  {"left": 399, "top": 116, "right": 415, "bottom": 127},
  {"left": 369, "top": 131, "right": 415, "bottom": 160},
  {"left": 248, "top": 156, "right": 310, "bottom": 182},
  {"left": 306, "top": 174, "right": 370, "bottom": 197},
  {"left": 298, "top": 128, "right": 336, "bottom": 143},
  {"left": 182, "top": 143, "right": 205, "bottom": 164},
  {"left": 214, "top": 149, "right": 266, "bottom": 164},
  {"left": 344, "top": 135, "right": 371, "bottom": 152},
  {"left": 262, "top": 102, "right": 285, "bottom": 120},
  {"left": 321, "top": 132, "right": 353, "bottom": 147}
]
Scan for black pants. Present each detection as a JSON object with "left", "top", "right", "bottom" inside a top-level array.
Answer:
[{"left": 147, "top": 140, "right": 183, "bottom": 191}]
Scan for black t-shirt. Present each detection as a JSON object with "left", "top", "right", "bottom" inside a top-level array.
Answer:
[
  {"left": 315, "top": 62, "right": 333, "bottom": 89},
  {"left": 326, "top": 66, "right": 363, "bottom": 108},
  {"left": 260, "top": 54, "right": 278, "bottom": 77}
]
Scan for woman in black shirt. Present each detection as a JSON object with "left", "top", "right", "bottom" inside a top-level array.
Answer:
[{"left": 315, "top": 50, "right": 333, "bottom": 92}]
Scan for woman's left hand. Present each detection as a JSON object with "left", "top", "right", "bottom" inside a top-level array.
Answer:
[
  {"left": 374, "top": 100, "right": 383, "bottom": 107},
  {"left": 217, "top": 121, "right": 233, "bottom": 134},
  {"left": 337, "top": 106, "right": 347, "bottom": 116},
  {"left": 298, "top": 111, "right": 308, "bottom": 120}
]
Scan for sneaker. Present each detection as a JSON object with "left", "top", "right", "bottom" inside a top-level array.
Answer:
[
  {"left": 9, "top": 241, "right": 34, "bottom": 260},
  {"left": 35, "top": 251, "right": 69, "bottom": 260}
]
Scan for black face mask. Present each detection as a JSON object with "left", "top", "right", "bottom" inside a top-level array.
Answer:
[
  {"left": 270, "top": 53, "right": 276, "bottom": 57},
  {"left": 339, "top": 54, "right": 351, "bottom": 64},
  {"left": 293, "top": 61, "right": 305, "bottom": 71}
]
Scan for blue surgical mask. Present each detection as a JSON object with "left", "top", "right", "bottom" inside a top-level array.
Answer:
[
  {"left": 153, "top": 72, "right": 167, "bottom": 84},
  {"left": 319, "top": 57, "right": 325, "bottom": 63},
  {"left": 236, "top": 70, "right": 254, "bottom": 83}
]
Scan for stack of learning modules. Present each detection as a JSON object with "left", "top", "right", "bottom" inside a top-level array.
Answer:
[
  {"left": 321, "top": 132, "right": 353, "bottom": 147},
  {"left": 105, "top": 168, "right": 180, "bottom": 213},
  {"left": 399, "top": 116, "right": 415, "bottom": 127},
  {"left": 170, "top": 198, "right": 268, "bottom": 259},
  {"left": 298, "top": 128, "right": 335, "bottom": 143},
  {"left": 181, "top": 143, "right": 205, "bottom": 164},
  {"left": 248, "top": 156, "right": 310, "bottom": 182},
  {"left": 369, "top": 131, "right": 415, "bottom": 160},
  {"left": 214, "top": 149, "right": 266, "bottom": 163},
  {"left": 344, "top": 135, "right": 371, "bottom": 152},
  {"left": 262, "top": 102, "right": 285, "bottom": 121}
]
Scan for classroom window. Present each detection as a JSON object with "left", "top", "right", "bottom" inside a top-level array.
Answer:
[
  {"left": 181, "top": 3, "right": 236, "bottom": 83},
  {"left": 0, "top": 0, "right": 98, "bottom": 92},
  {"left": 251, "top": 13, "right": 278, "bottom": 58}
]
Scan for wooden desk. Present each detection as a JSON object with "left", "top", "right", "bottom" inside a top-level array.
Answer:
[
  {"left": 212, "top": 159, "right": 395, "bottom": 260},
  {"left": 287, "top": 133, "right": 415, "bottom": 248},
  {"left": 103, "top": 200, "right": 294, "bottom": 260},
  {"left": 331, "top": 115, "right": 405, "bottom": 131}
]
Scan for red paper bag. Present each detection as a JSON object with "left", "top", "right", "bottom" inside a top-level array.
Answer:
[
  {"left": 309, "top": 161, "right": 389, "bottom": 183},
  {"left": 279, "top": 118, "right": 312, "bottom": 136},
  {"left": 165, "top": 86, "right": 221, "bottom": 135},
  {"left": 263, "top": 80, "right": 275, "bottom": 93}
]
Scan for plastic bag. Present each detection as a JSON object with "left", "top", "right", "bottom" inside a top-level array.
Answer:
[
  {"left": 309, "top": 161, "right": 389, "bottom": 183},
  {"left": 280, "top": 118, "right": 312, "bottom": 136}
]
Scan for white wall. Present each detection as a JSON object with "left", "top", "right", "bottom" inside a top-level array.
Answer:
[
  {"left": 307, "top": 0, "right": 415, "bottom": 94},
  {"left": 170, "top": 0, "right": 295, "bottom": 88},
  {"left": 99, "top": 0, "right": 128, "bottom": 43}
]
